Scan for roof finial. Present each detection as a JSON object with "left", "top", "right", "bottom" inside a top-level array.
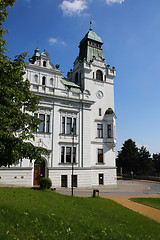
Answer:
[
  {"left": 90, "top": 20, "right": 92, "bottom": 31},
  {"left": 36, "top": 40, "right": 39, "bottom": 49}
]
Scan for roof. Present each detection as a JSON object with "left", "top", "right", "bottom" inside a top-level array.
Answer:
[
  {"left": 80, "top": 30, "right": 103, "bottom": 45},
  {"left": 61, "top": 77, "right": 81, "bottom": 94},
  {"left": 105, "top": 108, "right": 115, "bottom": 115}
]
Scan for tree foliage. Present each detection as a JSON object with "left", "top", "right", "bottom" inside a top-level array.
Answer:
[
  {"left": 0, "top": 0, "right": 47, "bottom": 166},
  {"left": 137, "top": 146, "right": 154, "bottom": 175},
  {"left": 116, "top": 139, "right": 139, "bottom": 174},
  {"left": 152, "top": 153, "right": 160, "bottom": 175},
  {"left": 117, "top": 139, "right": 156, "bottom": 176}
]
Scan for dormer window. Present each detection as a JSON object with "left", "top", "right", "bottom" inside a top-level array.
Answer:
[
  {"left": 42, "top": 76, "right": 46, "bottom": 85},
  {"left": 96, "top": 70, "right": 103, "bottom": 81},
  {"left": 43, "top": 61, "right": 46, "bottom": 67}
]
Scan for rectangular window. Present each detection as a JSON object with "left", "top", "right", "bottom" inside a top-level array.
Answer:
[
  {"left": 62, "top": 117, "right": 65, "bottom": 134},
  {"left": 60, "top": 146, "right": 77, "bottom": 164},
  {"left": 98, "top": 149, "right": 103, "bottom": 163},
  {"left": 73, "top": 147, "right": 76, "bottom": 163},
  {"left": 107, "top": 124, "right": 112, "bottom": 138},
  {"left": 71, "top": 175, "right": 77, "bottom": 187},
  {"left": 61, "top": 175, "right": 67, "bottom": 187},
  {"left": 66, "top": 147, "right": 71, "bottom": 163},
  {"left": 99, "top": 108, "right": 102, "bottom": 116},
  {"left": 34, "top": 113, "right": 38, "bottom": 132},
  {"left": 39, "top": 114, "right": 45, "bottom": 132},
  {"left": 61, "top": 146, "right": 65, "bottom": 163},
  {"left": 67, "top": 117, "right": 72, "bottom": 134},
  {"left": 46, "top": 115, "right": 50, "bottom": 133},
  {"left": 99, "top": 174, "right": 104, "bottom": 185},
  {"left": 73, "top": 118, "right": 76, "bottom": 134},
  {"left": 97, "top": 124, "right": 103, "bottom": 138}
]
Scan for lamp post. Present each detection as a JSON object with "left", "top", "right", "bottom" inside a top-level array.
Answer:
[{"left": 71, "top": 127, "right": 75, "bottom": 196}]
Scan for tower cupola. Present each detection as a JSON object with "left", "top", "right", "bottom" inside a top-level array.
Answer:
[{"left": 78, "top": 21, "right": 105, "bottom": 63}]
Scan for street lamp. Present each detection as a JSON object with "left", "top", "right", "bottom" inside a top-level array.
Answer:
[{"left": 71, "top": 127, "right": 75, "bottom": 196}]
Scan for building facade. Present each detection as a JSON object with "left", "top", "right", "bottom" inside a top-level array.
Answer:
[{"left": 0, "top": 26, "right": 117, "bottom": 188}]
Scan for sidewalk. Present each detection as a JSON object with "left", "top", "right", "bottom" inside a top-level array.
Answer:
[{"left": 105, "top": 196, "right": 160, "bottom": 223}]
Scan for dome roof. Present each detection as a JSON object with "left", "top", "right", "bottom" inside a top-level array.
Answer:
[{"left": 105, "top": 108, "right": 114, "bottom": 115}]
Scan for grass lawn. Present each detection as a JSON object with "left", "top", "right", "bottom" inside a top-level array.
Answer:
[
  {"left": 131, "top": 198, "right": 160, "bottom": 209},
  {"left": 0, "top": 188, "right": 160, "bottom": 240}
]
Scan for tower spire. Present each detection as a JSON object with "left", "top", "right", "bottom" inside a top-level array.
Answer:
[{"left": 90, "top": 20, "right": 92, "bottom": 31}]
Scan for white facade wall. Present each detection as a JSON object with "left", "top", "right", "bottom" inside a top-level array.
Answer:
[
  {"left": 0, "top": 168, "right": 33, "bottom": 187},
  {"left": 0, "top": 31, "right": 117, "bottom": 188}
]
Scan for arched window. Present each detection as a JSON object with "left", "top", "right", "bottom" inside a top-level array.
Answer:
[
  {"left": 43, "top": 61, "right": 46, "bottom": 67},
  {"left": 75, "top": 72, "right": 78, "bottom": 83},
  {"left": 96, "top": 70, "right": 103, "bottom": 81},
  {"left": 42, "top": 76, "right": 46, "bottom": 85},
  {"left": 34, "top": 75, "right": 38, "bottom": 83}
]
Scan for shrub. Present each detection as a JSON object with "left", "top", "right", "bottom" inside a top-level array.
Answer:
[{"left": 39, "top": 177, "right": 52, "bottom": 189}]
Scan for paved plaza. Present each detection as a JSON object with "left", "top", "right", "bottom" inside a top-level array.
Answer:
[{"left": 56, "top": 179, "right": 160, "bottom": 197}]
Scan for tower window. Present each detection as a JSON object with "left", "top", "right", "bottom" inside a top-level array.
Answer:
[
  {"left": 96, "top": 70, "right": 103, "bottom": 81},
  {"left": 43, "top": 61, "right": 46, "bottom": 67},
  {"left": 99, "top": 108, "right": 102, "bottom": 116},
  {"left": 42, "top": 76, "right": 46, "bottom": 85}
]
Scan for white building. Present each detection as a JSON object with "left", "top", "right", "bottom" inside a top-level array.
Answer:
[{"left": 0, "top": 26, "right": 117, "bottom": 188}]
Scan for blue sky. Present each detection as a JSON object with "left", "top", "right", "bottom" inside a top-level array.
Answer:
[{"left": 3, "top": 0, "right": 160, "bottom": 155}]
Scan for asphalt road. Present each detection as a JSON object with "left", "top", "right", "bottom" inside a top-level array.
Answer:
[{"left": 56, "top": 180, "right": 160, "bottom": 197}]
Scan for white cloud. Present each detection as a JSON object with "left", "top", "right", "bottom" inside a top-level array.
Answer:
[
  {"left": 106, "top": 0, "right": 124, "bottom": 5},
  {"left": 48, "top": 38, "right": 66, "bottom": 46},
  {"left": 49, "top": 38, "right": 58, "bottom": 45},
  {"left": 60, "top": 0, "right": 88, "bottom": 16}
]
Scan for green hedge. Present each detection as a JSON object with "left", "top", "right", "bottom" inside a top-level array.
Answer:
[{"left": 39, "top": 177, "right": 52, "bottom": 189}]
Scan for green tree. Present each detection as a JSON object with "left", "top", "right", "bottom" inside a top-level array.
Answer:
[
  {"left": 137, "top": 146, "right": 154, "bottom": 175},
  {"left": 152, "top": 153, "right": 160, "bottom": 176},
  {"left": 116, "top": 139, "right": 139, "bottom": 175},
  {"left": 0, "top": 0, "right": 47, "bottom": 166}
]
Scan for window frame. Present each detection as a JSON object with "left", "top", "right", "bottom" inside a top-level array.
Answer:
[
  {"left": 66, "top": 117, "right": 72, "bottom": 134},
  {"left": 34, "top": 113, "right": 50, "bottom": 133},
  {"left": 39, "top": 114, "right": 45, "bottom": 132},
  {"left": 99, "top": 108, "right": 102, "bottom": 116},
  {"left": 97, "top": 123, "right": 103, "bottom": 138},
  {"left": 60, "top": 146, "right": 77, "bottom": 164},
  {"left": 107, "top": 124, "right": 112, "bottom": 138},
  {"left": 61, "top": 116, "right": 77, "bottom": 135},
  {"left": 98, "top": 149, "right": 103, "bottom": 163},
  {"left": 96, "top": 70, "right": 103, "bottom": 81},
  {"left": 42, "top": 76, "right": 46, "bottom": 85}
]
